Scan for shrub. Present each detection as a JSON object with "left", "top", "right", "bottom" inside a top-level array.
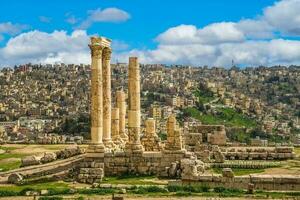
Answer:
[
  {"left": 78, "top": 188, "right": 115, "bottom": 195},
  {"left": 167, "top": 185, "right": 210, "bottom": 193},
  {"left": 214, "top": 187, "right": 226, "bottom": 193},
  {"left": 0, "top": 190, "right": 19, "bottom": 197},
  {"left": 19, "top": 187, "right": 37, "bottom": 195},
  {"left": 47, "top": 188, "right": 72, "bottom": 196},
  {"left": 174, "top": 191, "right": 191, "bottom": 196},
  {"left": 167, "top": 185, "right": 182, "bottom": 192},
  {"left": 39, "top": 197, "right": 63, "bottom": 200},
  {"left": 132, "top": 186, "right": 168, "bottom": 194}
]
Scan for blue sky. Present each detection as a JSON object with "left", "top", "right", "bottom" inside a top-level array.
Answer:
[{"left": 0, "top": 0, "right": 300, "bottom": 67}]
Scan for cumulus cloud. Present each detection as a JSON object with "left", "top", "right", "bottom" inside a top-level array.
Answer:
[
  {"left": 0, "top": 30, "right": 90, "bottom": 66},
  {"left": 117, "top": 38, "right": 300, "bottom": 67},
  {"left": 1, "top": 0, "right": 300, "bottom": 67},
  {"left": 0, "top": 30, "right": 131, "bottom": 67},
  {"left": 115, "top": 0, "right": 300, "bottom": 67},
  {"left": 0, "top": 22, "right": 29, "bottom": 35},
  {"left": 263, "top": 0, "right": 300, "bottom": 35},
  {"left": 79, "top": 8, "right": 130, "bottom": 29}
]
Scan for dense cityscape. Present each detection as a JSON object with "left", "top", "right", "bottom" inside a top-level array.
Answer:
[
  {"left": 1, "top": 0, "right": 300, "bottom": 199},
  {"left": 1, "top": 63, "right": 299, "bottom": 146}
]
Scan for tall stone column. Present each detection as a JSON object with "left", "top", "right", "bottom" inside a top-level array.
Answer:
[
  {"left": 88, "top": 37, "right": 105, "bottom": 152},
  {"left": 116, "top": 90, "right": 127, "bottom": 141},
  {"left": 102, "top": 47, "right": 113, "bottom": 148},
  {"left": 125, "top": 57, "right": 143, "bottom": 153}
]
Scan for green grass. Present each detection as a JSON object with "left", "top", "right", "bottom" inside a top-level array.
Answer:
[
  {"left": 184, "top": 107, "right": 257, "bottom": 128},
  {"left": 0, "top": 160, "right": 21, "bottom": 171},
  {"left": 0, "top": 180, "right": 300, "bottom": 199},
  {"left": 212, "top": 168, "right": 265, "bottom": 176},
  {"left": 0, "top": 181, "right": 69, "bottom": 192},
  {"left": 103, "top": 175, "right": 161, "bottom": 185},
  {"left": 0, "top": 153, "right": 26, "bottom": 160},
  {"left": 0, "top": 150, "right": 29, "bottom": 172},
  {"left": 0, "top": 146, "right": 19, "bottom": 151}
]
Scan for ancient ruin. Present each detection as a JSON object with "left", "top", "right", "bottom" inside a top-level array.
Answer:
[{"left": 1, "top": 36, "right": 299, "bottom": 192}]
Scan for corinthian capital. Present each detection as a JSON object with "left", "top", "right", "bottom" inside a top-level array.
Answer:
[
  {"left": 102, "top": 48, "right": 112, "bottom": 60},
  {"left": 89, "top": 45, "right": 103, "bottom": 59}
]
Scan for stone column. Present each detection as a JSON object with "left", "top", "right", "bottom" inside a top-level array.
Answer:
[
  {"left": 102, "top": 47, "right": 113, "bottom": 148},
  {"left": 125, "top": 57, "right": 143, "bottom": 153},
  {"left": 116, "top": 90, "right": 127, "bottom": 141},
  {"left": 111, "top": 107, "right": 120, "bottom": 144},
  {"left": 141, "top": 118, "right": 161, "bottom": 151},
  {"left": 88, "top": 37, "right": 105, "bottom": 152},
  {"left": 145, "top": 118, "right": 156, "bottom": 135},
  {"left": 165, "top": 114, "right": 183, "bottom": 151}
]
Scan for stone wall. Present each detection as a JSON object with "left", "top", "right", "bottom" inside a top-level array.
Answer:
[
  {"left": 223, "top": 146, "right": 295, "bottom": 160},
  {"left": 170, "top": 174, "right": 300, "bottom": 191},
  {"left": 187, "top": 125, "right": 226, "bottom": 145},
  {"left": 77, "top": 150, "right": 190, "bottom": 183}
]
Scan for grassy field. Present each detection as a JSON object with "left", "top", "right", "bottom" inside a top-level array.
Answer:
[
  {"left": 0, "top": 144, "right": 80, "bottom": 172},
  {"left": 0, "top": 180, "right": 299, "bottom": 199},
  {"left": 103, "top": 175, "right": 167, "bottom": 185},
  {"left": 184, "top": 107, "right": 257, "bottom": 128},
  {"left": 212, "top": 168, "right": 265, "bottom": 176}
]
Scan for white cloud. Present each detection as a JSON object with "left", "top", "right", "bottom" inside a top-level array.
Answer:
[
  {"left": 79, "top": 8, "right": 130, "bottom": 29},
  {"left": 0, "top": 22, "right": 29, "bottom": 35},
  {"left": 65, "top": 14, "right": 79, "bottom": 25},
  {"left": 39, "top": 16, "right": 52, "bottom": 23},
  {"left": 1, "top": 0, "right": 300, "bottom": 67},
  {"left": 0, "top": 30, "right": 90, "bottom": 66},
  {"left": 114, "top": 0, "right": 300, "bottom": 67},
  {"left": 264, "top": 0, "right": 300, "bottom": 35},
  {"left": 117, "top": 38, "right": 300, "bottom": 67},
  {"left": 111, "top": 40, "right": 129, "bottom": 51},
  {"left": 0, "top": 30, "right": 131, "bottom": 67},
  {"left": 236, "top": 19, "right": 274, "bottom": 39}
]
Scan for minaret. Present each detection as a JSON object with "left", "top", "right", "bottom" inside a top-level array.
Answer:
[{"left": 125, "top": 57, "right": 143, "bottom": 153}]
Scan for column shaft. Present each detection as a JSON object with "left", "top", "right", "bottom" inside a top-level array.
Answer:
[
  {"left": 102, "top": 48, "right": 112, "bottom": 146},
  {"left": 126, "top": 57, "right": 143, "bottom": 152},
  {"left": 111, "top": 107, "right": 120, "bottom": 141},
  {"left": 116, "top": 90, "right": 127, "bottom": 140},
  {"left": 89, "top": 43, "right": 103, "bottom": 145}
]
